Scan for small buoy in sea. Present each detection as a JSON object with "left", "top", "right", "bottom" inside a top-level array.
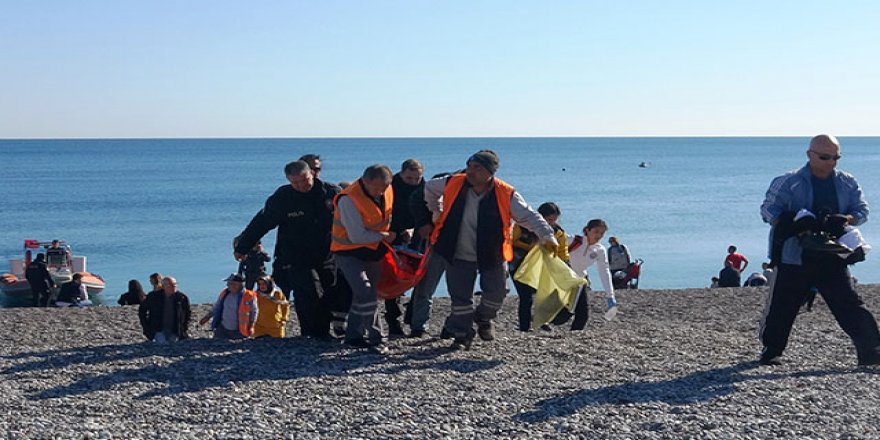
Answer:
[{"left": 562, "top": 168, "right": 566, "bottom": 172}]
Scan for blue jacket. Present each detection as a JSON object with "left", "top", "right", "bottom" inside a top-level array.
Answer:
[{"left": 761, "top": 163, "right": 868, "bottom": 265}]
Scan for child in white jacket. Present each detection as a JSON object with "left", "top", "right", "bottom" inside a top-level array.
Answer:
[{"left": 568, "top": 219, "right": 618, "bottom": 324}]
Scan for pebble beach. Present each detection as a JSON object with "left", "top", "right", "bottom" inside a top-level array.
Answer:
[{"left": 2, "top": 286, "right": 880, "bottom": 439}]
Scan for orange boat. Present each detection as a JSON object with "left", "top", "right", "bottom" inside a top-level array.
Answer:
[{"left": 1, "top": 239, "right": 105, "bottom": 296}]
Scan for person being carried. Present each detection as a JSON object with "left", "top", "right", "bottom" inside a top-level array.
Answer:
[
  {"left": 199, "top": 273, "right": 259, "bottom": 340},
  {"left": 138, "top": 276, "right": 192, "bottom": 343},
  {"left": 253, "top": 275, "right": 290, "bottom": 338},
  {"left": 758, "top": 134, "right": 880, "bottom": 366}
]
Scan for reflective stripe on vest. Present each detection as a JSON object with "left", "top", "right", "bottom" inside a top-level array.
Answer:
[
  {"left": 430, "top": 174, "right": 515, "bottom": 262},
  {"left": 330, "top": 179, "right": 393, "bottom": 252}
]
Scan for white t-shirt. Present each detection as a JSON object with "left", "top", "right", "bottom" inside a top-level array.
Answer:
[{"left": 569, "top": 242, "right": 615, "bottom": 301}]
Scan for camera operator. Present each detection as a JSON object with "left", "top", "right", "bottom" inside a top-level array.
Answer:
[{"left": 758, "top": 134, "right": 880, "bottom": 366}]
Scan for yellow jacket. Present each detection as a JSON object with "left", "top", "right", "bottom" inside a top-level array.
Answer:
[
  {"left": 513, "top": 224, "right": 569, "bottom": 262},
  {"left": 253, "top": 289, "right": 290, "bottom": 338}
]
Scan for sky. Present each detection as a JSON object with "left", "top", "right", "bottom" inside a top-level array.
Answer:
[{"left": 1, "top": 1, "right": 878, "bottom": 138}]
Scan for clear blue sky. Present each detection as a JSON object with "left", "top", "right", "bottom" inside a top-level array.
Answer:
[{"left": 2, "top": 1, "right": 878, "bottom": 138}]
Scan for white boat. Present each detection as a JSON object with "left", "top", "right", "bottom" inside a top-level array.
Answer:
[{"left": 1, "top": 239, "right": 105, "bottom": 296}]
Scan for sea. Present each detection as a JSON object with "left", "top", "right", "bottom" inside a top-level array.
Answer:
[{"left": 2, "top": 137, "right": 879, "bottom": 306}]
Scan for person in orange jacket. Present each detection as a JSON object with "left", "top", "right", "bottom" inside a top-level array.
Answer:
[{"left": 199, "top": 273, "right": 258, "bottom": 339}]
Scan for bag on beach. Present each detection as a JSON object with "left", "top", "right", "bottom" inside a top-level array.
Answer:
[
  {"left": 514, "top": 246, "right": 588, "bottom": 330},
  {"left": 377, "top": 244, "right": 429, "bottom": 300}
]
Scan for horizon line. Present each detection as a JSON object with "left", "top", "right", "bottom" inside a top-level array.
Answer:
[{"left": 3, "top": 134, "right": 879, "bottom": 141}]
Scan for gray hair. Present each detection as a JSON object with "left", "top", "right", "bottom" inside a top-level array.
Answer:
[
  {"left": 284, "top": 160, "right": 311, "bottom": 177},
  {"left": 362, "top": 164, "right": 393, "bottom": 181}
]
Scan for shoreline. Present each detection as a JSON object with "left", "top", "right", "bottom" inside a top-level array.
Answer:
[{"left": 3, "top": 285, "right": 880, "bottom": 438}]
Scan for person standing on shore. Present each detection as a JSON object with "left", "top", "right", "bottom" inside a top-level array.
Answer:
[
  {"left": 425, "top": 150, "right": 556, "bottom": 350},
  {"left": 759, "top": 134, "right": 880, "bottom": 366},
  {"left": 234, "top": 160, "right": 342, "bottom": 339},
  {"left": 724, "top": 245, "right": 749, "bottom": 274},
  {"left": 331, "top": 164, "right": 396, "bottom": 352},
  {"left": 384, "top": 158, "right": 425, "bottom": 336},
  {"left": 138, "top": 276, "right": 192, "bottom": 343},
  {"left": 607, "top": 236, "right": 632, "bottom": 278},
  {"left": 25, "top": 253, "right": 55, "bottom": 307},
  {"left": 148, "top": 273, "right": 163, "bottom": 293}
]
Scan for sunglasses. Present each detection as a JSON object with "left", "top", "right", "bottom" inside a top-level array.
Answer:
[{"left": 809, "top": 150, "right": 841, "bottom": 161}]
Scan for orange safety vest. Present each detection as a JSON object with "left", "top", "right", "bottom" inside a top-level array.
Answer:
[
  {"left": 330, "top": 179, "right": 394, "bottom": 252},
  {"left": 430, "top": 174, "right": 515, "bottom": 262},
  {"left": 211, "top": 288, "right": 259, "bottom": 337}
]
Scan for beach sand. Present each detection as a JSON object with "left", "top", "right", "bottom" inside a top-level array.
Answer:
[{"left": 2, "top": 286, "right": 879, "bottom": 439}]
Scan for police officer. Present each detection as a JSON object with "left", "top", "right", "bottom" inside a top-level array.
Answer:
[
  {"left": 235, "top": 160, "right": 341, "bottom": 339},
  {"left": 759, "top": 134, "right": 880, "bottom": 366}
]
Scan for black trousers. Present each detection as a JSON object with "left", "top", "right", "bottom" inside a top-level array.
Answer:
[
  {"left": 760, "top": 262, "right": 880, "bottom": 363},
  {"left": 31, "top": 287, "right": 51, "bottom": 307},
  {"left": 275, "top": 260, "right": 339, "bottom": 338}
]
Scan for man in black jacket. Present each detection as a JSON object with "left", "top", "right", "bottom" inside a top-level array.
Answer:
[
  {"left": 139, "top": 276, "right": 192, "bottom": 342},
  {"left": 383, "top": 159, "right": 425, "bottom": 336},
  {"left": 235, "top": 160, "right": 342, "bottom": 339},
  {"left": 25, "top": 253, "right": 55, "bottom": 307}
]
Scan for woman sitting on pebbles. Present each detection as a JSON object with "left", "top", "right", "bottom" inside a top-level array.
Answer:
[{"left": 253, "top": 275, "right": 290, "bottom": 338}]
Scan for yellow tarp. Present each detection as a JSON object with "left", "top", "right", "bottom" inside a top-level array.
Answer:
[{"left": 513, "top": 246, "right": 588, "bottom": 330}]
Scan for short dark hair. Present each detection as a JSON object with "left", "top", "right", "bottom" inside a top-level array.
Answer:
[
  {"left": 537, "top": 202, "right": 561, "bottom": 218},
  {"left": 362, "top": 164, "right": 393, "bottom": 181},
  {"left": 728, "top": 245, "right": 737, "bottom": 252},
  {"left": 72, "top": 272, "right": 83, "bottom": 280},
  {"left": 401, "top": 159, "right": 424, "bottom": 172},
  {"left": 584, "top": 219, "right": 607, "bottom": 231},
  {"left": 299, "top": 154, "right": 320, "bottom": 163},
  {"left": 284, "top": 160, "right": 311, "bottom": 177}
]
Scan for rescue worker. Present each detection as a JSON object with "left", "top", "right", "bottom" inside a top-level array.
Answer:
[
  {"left": 200, "top": 273, "right": 258, "bottom": 339},
  {"left": 385, "top": 158, "right": 425, "bottom": 336},
  {"left": 759, "top": 134, "right": 880, "bottom": 366},
  {"left": 424, "top": 150, "right": 557, "bottom": 350},
  {"left": 234, "top": 160, "right": 342, "bottom": 339},
  {"left": 331, "top": 164, "right": 396, "bottom": 352},
  {"left": 25, "top": 253, "right": 55, "bottom": 307}
]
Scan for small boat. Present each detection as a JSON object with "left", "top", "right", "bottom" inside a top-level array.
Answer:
[
  {"left": 1, "top": 239, "right": 105, "bottom": 296},
  {"left": 638, "top": 161, "right": 652, "bottom": 168}
]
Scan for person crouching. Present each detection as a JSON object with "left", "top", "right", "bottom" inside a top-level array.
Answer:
[
  {"left": 138, "top": 276, "right": 192, "bottom": 343},
  {"left": 253, "top": 275, "right": 290, "bottom": 338},
  {"left": 203, "top": 273, "right": 258, "bottom": 339}
]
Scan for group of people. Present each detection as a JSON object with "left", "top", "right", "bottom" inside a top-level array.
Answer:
[
  {"left": 23, "top": 240, "right": 88, "bottom": 307},
  {"left": 116, "top": 134, "right": 880, "bottom": 366},
  {"left": 712, "top": 246, "right": 775, "bottom": 288}
]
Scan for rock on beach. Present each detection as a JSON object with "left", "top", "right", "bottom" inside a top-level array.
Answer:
[{"left": 2, "top": 286, "right": 880, "bottom": 439}]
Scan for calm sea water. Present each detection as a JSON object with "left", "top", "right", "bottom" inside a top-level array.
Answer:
[{"left": 2, "top": 137, "right": 879, "bottom": 306}]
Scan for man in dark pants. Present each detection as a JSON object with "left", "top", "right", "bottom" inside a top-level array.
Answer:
[
  {"left": 235, "top": 160, "right": 341, "bottom": 339},
  {"left": 384, "top": 158, "right": 425, "bottom": 336},
  {"left": 25, "top": 253, "right": 55, "bottom": 307},
  {"left": 759, "top": 134, "right": 880, "bottom": 366}
]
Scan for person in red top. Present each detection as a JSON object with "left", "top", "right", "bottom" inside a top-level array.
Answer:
[{"left": 724, "top": 245, "right": 749, "bottom": 273}]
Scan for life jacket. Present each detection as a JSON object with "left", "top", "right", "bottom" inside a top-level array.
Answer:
[
  {"left": 211, "top": 288, "right": 259, "bottom": 337},
  {"left": 330, "top": 179, "right": 393, "bottom": 252},
  {"left": 430, "top": 174, "right": 514, "bottom": 266}
]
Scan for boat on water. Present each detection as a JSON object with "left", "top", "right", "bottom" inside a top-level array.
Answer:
[{"left": 1, "top": 239, "right": 105, "bottom": 296}]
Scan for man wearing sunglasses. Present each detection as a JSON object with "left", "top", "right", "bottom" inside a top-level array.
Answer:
[{"left": 759, "top": 134, "right": 880, "bottom": 366}]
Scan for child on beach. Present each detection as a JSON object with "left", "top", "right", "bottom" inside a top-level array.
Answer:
[
  {"left": 252, "top": 275, "right": 290, "bottom": 338},
  {"left": 566, "top": 219, "right": 618, "bottom": 326}
]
